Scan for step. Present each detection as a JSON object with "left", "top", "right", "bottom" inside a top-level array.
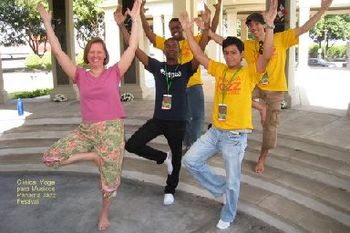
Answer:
[
  {"left": 247, "top": 139, "right": 350, "bottom": 179},
  {"left": 249, "top": 131, "right": 350, "bottom": 165},
  {"left": 2, "top": 123, "right": 349, "bottom": 193},
  {"left": 2, "top": 125, "right": 350, "bottom": 196},
  {"left": 244, "top": 149, "right": 350, "bottom": 193}
]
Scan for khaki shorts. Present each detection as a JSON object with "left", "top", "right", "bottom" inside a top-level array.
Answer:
[
  {"left": 43, "top": 119, "right": 124, "bottom": 198},
  {"left": 253, "top": 88, "right": 285, "bottom": 149}
]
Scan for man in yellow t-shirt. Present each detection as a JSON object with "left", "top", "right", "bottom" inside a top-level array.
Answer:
[
  {"left": 140, "top": 0, "right": 221, "bottom": 150},
  {"left": 208, "top": 0, "right": 333, "bottom": 174},
  {"left": 180, "top": 1, "right": 276, "bottom": 229}
]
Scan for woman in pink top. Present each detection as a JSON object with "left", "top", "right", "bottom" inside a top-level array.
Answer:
[{"left": 37, "top": 1, "right": 141, "bottom": 231}]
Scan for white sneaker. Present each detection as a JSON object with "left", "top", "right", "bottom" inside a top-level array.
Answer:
[
  {"left": 164, "top": 151, "right": 173, "bottom": 174},
  {"left": 163, "top": 193, "right": 174, "bottom": 205},
  {"left": 216, "top": 219, "right": 231, "bottom": 230}
]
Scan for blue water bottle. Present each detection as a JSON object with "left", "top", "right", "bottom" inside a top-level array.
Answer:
[{"left": 17, "top": 98, "right": 24, "bottom": 116}]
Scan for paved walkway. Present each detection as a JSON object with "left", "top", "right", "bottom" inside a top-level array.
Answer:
[{"left": 1, "top": 172, "right": 280, "bottom": 233}]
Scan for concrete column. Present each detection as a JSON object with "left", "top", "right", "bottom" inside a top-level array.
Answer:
[
  {"left": 240, "top": 18, "right": 248, "bottom": 41},
  {"left": 347, "top": 40, "right": 350, "bottom": 116},
  {"left": 103, "top": 4, "right": 121, "bottom": 66},
  {"left": 225, "top": 9, "right": 238, "bottom": 37},
  {"left": 100, "top": 0, "right": 152, "bottom": 99},
  {"left": 153, "top": 15, "right": 164, "bottom": 37},
  {"left": 298, "top": 0, "right": 310, "bottom": 68},
  {"left": 346, "top": 40, "right": 350, "bottom": 69},
  {"left": 206, "top": 0, "right": 222, "bottom": 61},
  {"left": 173, "top": 0, "right": 190, "bottom": 18},
  {"left": 163, "top": 14, "right": 172, "bottom": 38},
  {"left": 49, "top": 0, "right": 77, "bottom": 100},
  {"left": 0, "top": 50, "right": 8, "bottom": 103},
  {"left": 285, "top": 0, "right": 300, "bottom": 107}
]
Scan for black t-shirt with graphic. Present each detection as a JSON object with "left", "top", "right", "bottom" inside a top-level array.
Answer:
[{"left": 145, "top": 57, "right": 195, "bottom": 121}]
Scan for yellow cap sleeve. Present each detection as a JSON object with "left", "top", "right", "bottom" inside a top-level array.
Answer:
[{"left": 155, "top": 35, "right": 165, "bottom": 50}]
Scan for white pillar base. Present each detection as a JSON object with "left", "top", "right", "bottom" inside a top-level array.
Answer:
[
  {"left": 120, "top": 84, "right": 153, "bottom": 99},
  {"left": 285, "top": 89, "right": 301, "bottom": 108},
  {"left": 50, "top": 85, "right": 78, "bottom": 101}
]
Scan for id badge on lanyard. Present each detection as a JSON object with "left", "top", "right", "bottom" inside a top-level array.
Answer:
[
  {"left": 218, "top": 103, "right": 227, "bottom": 121},
  {"left": 162, "top": 94, "right": 172, "bottom": 110},
  {"left": 219, "top": 67, "right": 241, "bottom": 121}
]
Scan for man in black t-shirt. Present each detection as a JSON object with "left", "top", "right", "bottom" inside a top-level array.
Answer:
[{"left": 116, "top": 7, "right": 209, "bottom": 205}]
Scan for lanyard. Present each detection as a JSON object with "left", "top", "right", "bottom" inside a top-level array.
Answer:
[
  {"left": 164, "top": 63, "right": 179, "bottom": 94},
  {"left": 256, "top": 40, "right": 264, "bottom": 55},
  {"left": 221, "top": 67, "right": 241, "bottom": 103}
]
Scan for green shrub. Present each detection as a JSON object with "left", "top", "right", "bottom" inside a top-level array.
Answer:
[
  {"left": 8, "top": 88, "right": 53, "bottom": 99},
  {"left": 308, "top": 44, "right": 319, "bottom": 58},
  {"left": 25, "top": 54, "right": 43, "bottom": 70},
  {"left": 25, "top": 52, "right": 52, "bottom": 71},
  {"left": 41, "top": 52, "right": 52, "bottom": 70},
  {"left": 326, "top": 45, "right": 346, "bottom": 59}
]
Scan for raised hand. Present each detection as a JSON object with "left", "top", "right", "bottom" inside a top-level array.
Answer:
[
  {"left": 126, "top": 0, "right": 142, "bottom": 21},
  {"left": 195, "top": 3, "right": 211, "bottom": 30},
  {"left": 179, "top": 11, "right": 192, "bottom": 31},
  {"left": 114, "top": 5, "right": 126, "bottom": 25},
  {"left": 320, "top": 0, "right": 333, "bottom": 11},
  {"left": 194, "top": 17, "right": 204, "bottom": 30},
  {"left": 141, "top": 0, "right": 148, "bottom": 14},
  {"left": 37, "top": 2, "right": 51, "bottom": 23},
  {"left": 213, "top": 0, "right": 222, "bottom": 12},
  {"left": 202, "top": 3, "right": 211, "bottom": 27},
  {"left": 262, "top": 0, "right": 277, "bottom": 26}
]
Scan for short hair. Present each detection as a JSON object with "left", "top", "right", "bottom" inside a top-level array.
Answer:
[
  {"left": 169, "top": 18, "right": 180, "bottom": 27},
  {"left": 245, "top": 13, "right": 265, "bottom": 26},
  {"left": 83, "top": 37, "right": 109, "bottom": 65},
  {"left": 222, "top": 36, "right": 244, "bottom": 53},
  {"left": 164, "top": 37, "right": 179, "bottom": 48}
]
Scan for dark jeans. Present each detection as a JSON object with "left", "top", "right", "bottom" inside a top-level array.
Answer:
[
  {"left": 125, "top": 118, "right": 186, "bottom": 194},
  {"left": 184, "top": 84, "right": 205, "bottom": 147}
]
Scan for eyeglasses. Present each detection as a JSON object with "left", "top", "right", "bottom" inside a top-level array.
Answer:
[{"left": 258, "top": 41, "right": 264, "bottom": 55}]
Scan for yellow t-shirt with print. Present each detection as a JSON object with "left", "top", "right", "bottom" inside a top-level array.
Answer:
[
  {"left": 207, "top": 60, "right": 263, "bottom": 130},
  {"left": 155, "top": 35, "right": 202, "bottom": 87},
  {"left": 244, "top": 28, "right": 299, "bottom": 91}
]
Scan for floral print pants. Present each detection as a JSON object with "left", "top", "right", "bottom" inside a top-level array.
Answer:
[{"left": 42, "top": 119, "right": 124, "bottom": 198}]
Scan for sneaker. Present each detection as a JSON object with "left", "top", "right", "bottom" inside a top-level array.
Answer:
[
  {"left": 163, "top": 193, "right": 174, "bottom": 205},
  {"left": 164, "top": 151, "right": 173, "bottom": 175},
  {"left": 216, "top": 219, "right": 230, "bottom": 230}
]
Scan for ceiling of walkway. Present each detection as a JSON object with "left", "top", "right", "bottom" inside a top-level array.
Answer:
[{"left": 144, "top": 0, "right": 350, "bottom": 14}]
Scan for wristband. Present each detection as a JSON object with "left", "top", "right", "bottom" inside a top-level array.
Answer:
[{"left": 264, "top": 23, "right": 275, "bottom": 29}]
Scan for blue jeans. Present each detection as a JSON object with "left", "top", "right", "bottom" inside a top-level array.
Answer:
[
  {"left": 184, "top": 85, "right": 205, "bottom": 147},
  {"left": 183, "top": 127, "right": 247, "bottom": 222}
]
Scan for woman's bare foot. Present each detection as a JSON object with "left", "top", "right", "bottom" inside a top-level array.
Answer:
[
  {"left": 255, "top": 158, "right": 265, "bottom": 174},
  {"left": 98, "top": 212, "right": 111, "bottom": 231},
  {"left": 98, "top": 196, "right": 112, "bottom": 231}
]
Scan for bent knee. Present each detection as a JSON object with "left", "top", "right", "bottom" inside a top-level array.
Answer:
[
  {"left": 182, "top": 154, "right": 200, "bottom": 171},
  {"left": 125, "top": 140, "right": 137, "bottom": 153},
  {"left": 182, "top": 154, "right": 192, "bottom": 168}
]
